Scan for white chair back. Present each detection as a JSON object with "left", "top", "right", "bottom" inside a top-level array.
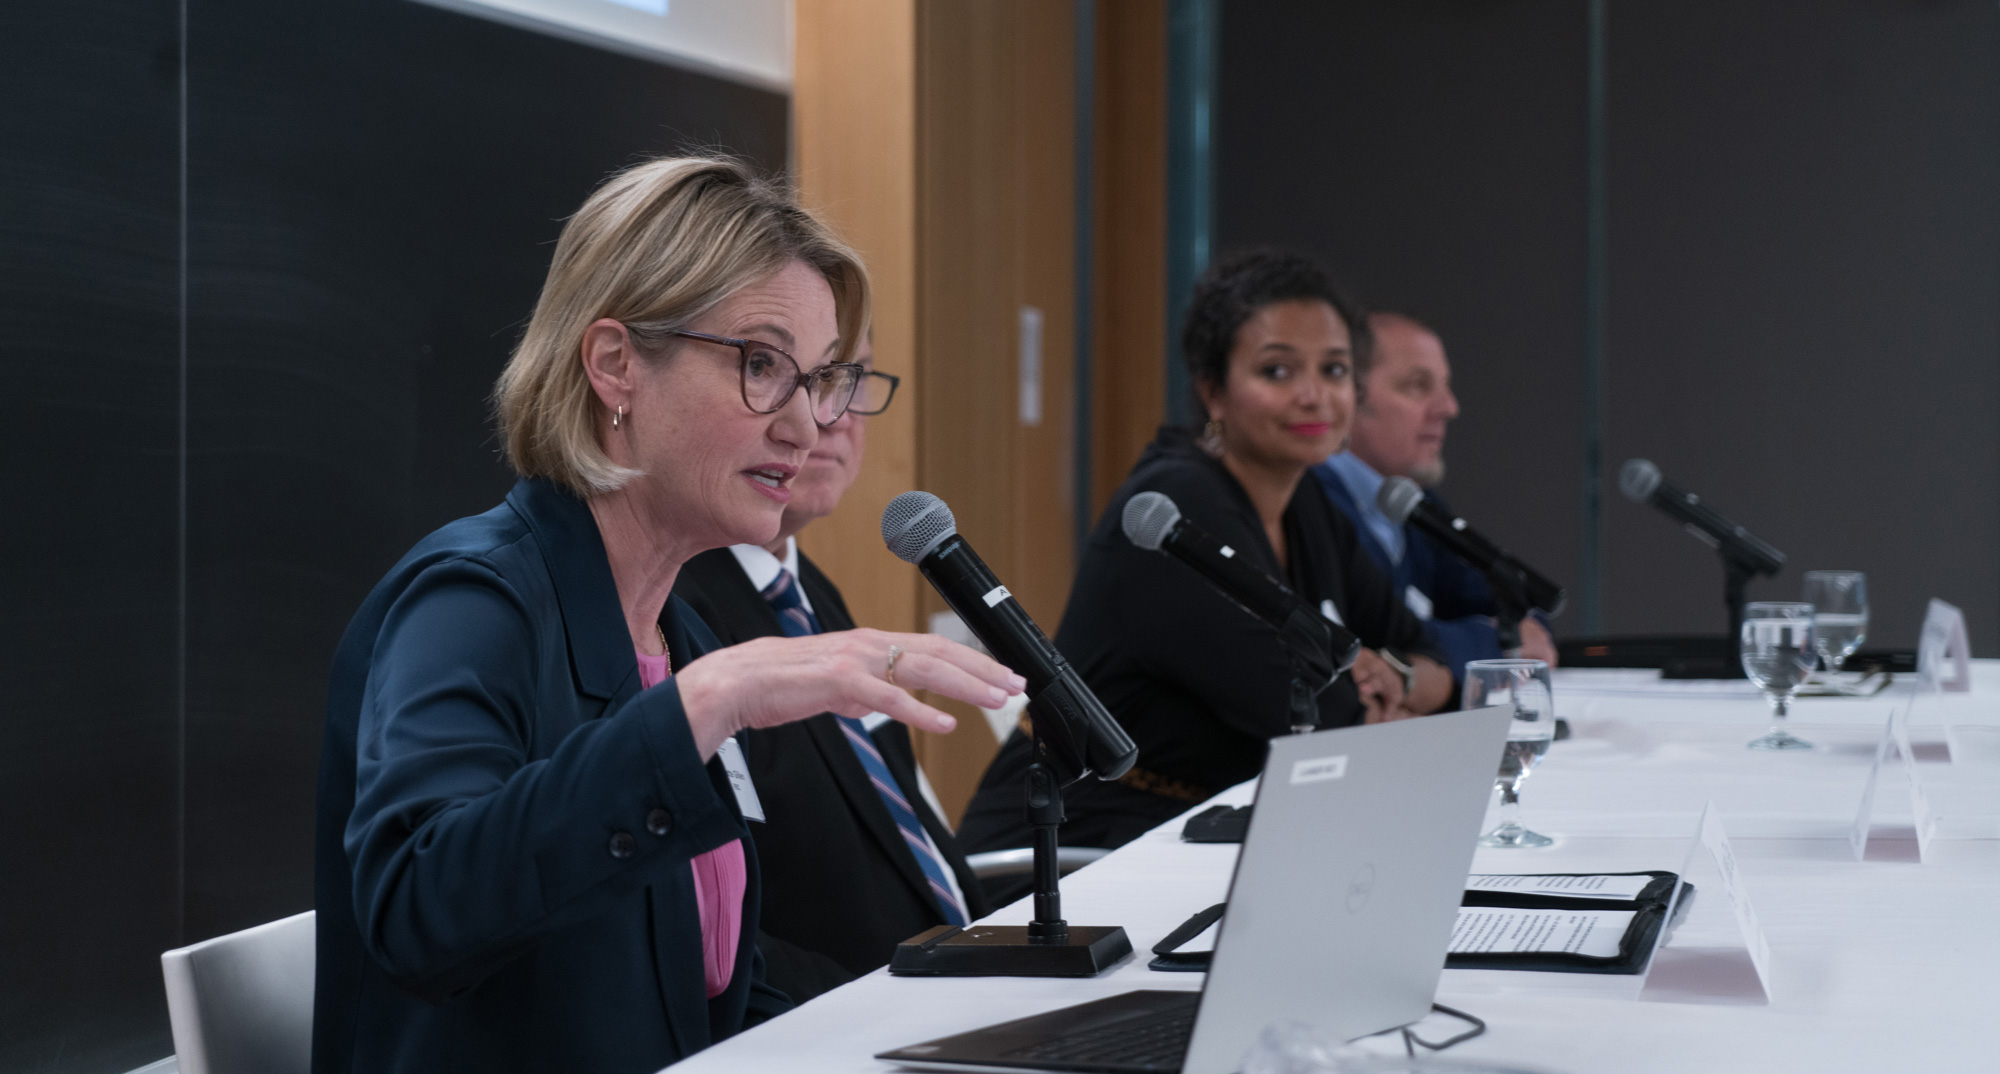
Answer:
[
  {"left": 965, "top": 846, "right": 1108, "bottom": 881},
  {"left": 159, "top": 910, "right": 315, "bottom": 1074}
]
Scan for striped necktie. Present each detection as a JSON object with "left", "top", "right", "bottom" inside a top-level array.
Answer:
[{"left": 759, "top": 567, "right": 968, "bottom": 926}]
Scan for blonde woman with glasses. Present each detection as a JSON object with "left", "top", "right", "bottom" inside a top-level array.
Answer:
[{"left": 313, "top": 157, "right": 1021, "bottom": 1074}]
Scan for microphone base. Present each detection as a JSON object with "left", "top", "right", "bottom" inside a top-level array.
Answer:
[
  {"left": 1559, "top": 636, "right": 1749, "bottom": 679},
  {"left": 889, "top": 924, "right": 1133, "bottom": 977},
  {"left": 1662, "top": 656, "right": 1747, "bottom": 680},
  {"left": 1181, "top": 804, "right": 1251, "bottom": 844}
]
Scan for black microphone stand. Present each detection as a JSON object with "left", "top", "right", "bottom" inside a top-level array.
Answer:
[
  {"left": 889, "top": 722, "right": 1133, "bottom": 977},
  {"left": 1278, "top": 603, "right": 1348, "bottom": 735},
  {"left": 1719, "top": 553, "right": 1760, "bottom": 680},
  {"left": 1452, "top": 548, "right": 1536, "bottom": 659},
  {"left": 1464, "top": 562, "right": 1578, "bottom": 739},
  {"left": 1487, "top": 573, "right": 1530, "bottom": 658},
  {"left": 1287, "top": 649, "right": 1322, "bottom": 736},
  {"left": 1181, "top": 617, "right": 1342, "bottom": 844},
  {"left": 1657, "top": 551, "right": 1768, "bottom": 679},
  {"left": 1023, "top": 754, "right": 1068, "bottom": 941}
]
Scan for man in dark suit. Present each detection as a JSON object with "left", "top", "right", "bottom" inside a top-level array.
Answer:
[
  {"left": 1312, "top": 311, "right": 1557, "bottom": 683},
  {"left": 673, "top": 341, "right": 989, "bottom": 1003}
]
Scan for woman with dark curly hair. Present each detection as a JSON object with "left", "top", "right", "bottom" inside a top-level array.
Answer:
[{"left": 959, "top": 249, "right": 1450, "bottom": 857}]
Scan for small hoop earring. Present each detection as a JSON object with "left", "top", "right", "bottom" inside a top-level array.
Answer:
[{"left": 613, "top": 405, "right": 624, "bottom": 429}]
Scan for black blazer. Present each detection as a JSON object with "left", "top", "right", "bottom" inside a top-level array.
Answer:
[
  {"left": 672, "top": 547, "right": 991, "bottom": 1003},
  {"left": 313, "top": 478, "right": 789, "bottom": 1074},
  {"left": 959, "top": 426, "right": 1445, "bottom": 855}
]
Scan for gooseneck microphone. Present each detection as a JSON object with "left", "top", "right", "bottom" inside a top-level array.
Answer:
[
  {"left": 1376, "top": 477, "right": 1567, "bottom": 617},
  {"left": 1618, "top": 459, "right": 1785, "bottom": 576},
  {"left": 883, "top": 493, "right": 1138, "bottom": 978},
  {"left": 882, "top": 492, "right": 1136, "bottom": 782},
  {"left": 1121, "top": 491, "right": 1361, "bottom": 690},
  {"left": 1618, "top": 459, "right": 1785, "bottom": 678}
]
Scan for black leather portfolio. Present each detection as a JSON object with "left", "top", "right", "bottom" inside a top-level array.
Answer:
[
  {"left": 1149, "top": 871, "right": 1691, "bottom": 976},
  {"left": 1446, "top": 871, "right": 1692, "bottom": 975}
]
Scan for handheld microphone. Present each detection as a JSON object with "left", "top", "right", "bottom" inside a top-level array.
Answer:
[
  {"left": 881, "top": 492, "right": 1136, "bottom": 781},
  {"left": 1377, "top": 477, "right": 1567, "bottom": 616},
  {"left": 1618, "top": 459, "right": 1785, "bottom": 576},
  {"left": 1120, "top": 491, "right": 1361, "bottom": 685}
]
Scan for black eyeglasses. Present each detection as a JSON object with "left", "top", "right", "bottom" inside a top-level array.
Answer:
[
  {"left": 847, "top": 370, "right": 901, "bottom": 416},
  {"left": 671, "top": 330, "right": 865, "bottom": 427}
]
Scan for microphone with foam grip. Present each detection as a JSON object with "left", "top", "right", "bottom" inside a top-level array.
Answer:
[
  {"left": 1376, "top": 477, "right": 1567, "bottom": 617},
  {"left": 1120, "top": 491, "right": 1361, "bottom": 687},
  {"left": 1618, "top": 459, "right": 1785, "bottom": 576},
  {"left": 881, "top": 492, "right": 1136, "bottom": 782}
]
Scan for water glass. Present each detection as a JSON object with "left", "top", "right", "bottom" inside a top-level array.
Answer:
[
  {"left": 1802, "top": 571, "right": 1868, "bottom": 678},
  {"left": 1741, "top": 602, "right": 1817, "bottom": 750},
  {"left": 1463, "top": 659, "right": 1556, "bottom": 848}
]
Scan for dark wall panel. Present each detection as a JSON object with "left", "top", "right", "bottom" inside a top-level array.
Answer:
[
  {"left": 1602, "top": 1, "right": 2000, "bottom": 650},
  {"left": 182, "top": 0, "right": 788, "bottom": 941},
  {"left": 1217, "top": 0, "right": 1999, "bottom": 654},
  {"left": 1215, "top": 0, "right": 1591, "bottom": 623},
  {"left": 0, "top": 3, "right": 182, "bottom": 1071},
  {"left": 3, "top": 1, "right": 787, "bottom": 1068}
]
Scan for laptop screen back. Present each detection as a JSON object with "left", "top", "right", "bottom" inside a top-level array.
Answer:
[{"left": 1181, "top": 707, "right": 1512, "bottom": 1074}]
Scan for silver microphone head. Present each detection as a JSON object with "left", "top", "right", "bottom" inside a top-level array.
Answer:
[
  {"left": 1619, "top": 458, "right": 1662, "bottom": 502},
  {"left": 1121, "top": 491, "right": 1183, "bottom": 551},
  {"left": 1376, "top": 476, "right": 1426, "bottom": 526},
  {"left": 881, "top": 491, "right": 958, "bottom": 564}
]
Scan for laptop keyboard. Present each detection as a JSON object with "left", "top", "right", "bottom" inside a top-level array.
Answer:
[{"left": 998, "top": 1004, "right": 1196, "bottom": 1069}]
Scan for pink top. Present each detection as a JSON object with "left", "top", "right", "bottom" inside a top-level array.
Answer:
[{"left": 636, "top": 648, "right": 745, "bottom": 999}]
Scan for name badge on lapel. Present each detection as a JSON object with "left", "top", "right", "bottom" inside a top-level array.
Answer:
[{"left": 714, "top": 737, "right": 766, "bottom": 822}]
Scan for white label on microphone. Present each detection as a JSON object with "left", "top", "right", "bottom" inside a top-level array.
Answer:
[
  {"left": 982, "top": 584, "right": 1012, "bottom": 608},
  {"left": 1404, "top": 585, "right": 1434, "bottom": 621},
  {"left": 715, "top": 737, "right": 766, "bottom": 822},
  {"left": 1291, "top": 755, "right": 1348, "bottom": 785},
  {"left": 1320, "top": 599, "right": 1346, "bottom": 626},
  {"left": 1219, "top": 545, "right": 1236, "bottom": 558}
]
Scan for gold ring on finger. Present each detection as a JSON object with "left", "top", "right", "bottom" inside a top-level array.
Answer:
[{"left": 885, "top": 644, "right": 904, "bottom": 687}]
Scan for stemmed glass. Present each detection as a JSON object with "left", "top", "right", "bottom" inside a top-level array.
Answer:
[
  {"left": 1465, "top": 659, "right": 1556, "bottom": 848},
  {"left": 1802, "top": 571, "right": 1868, "bottom": 686},
  {"left": 1741, "top": 602, "right": 1817, "bottom": 750}
]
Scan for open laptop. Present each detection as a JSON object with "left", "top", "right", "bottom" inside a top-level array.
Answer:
[{"left": 877, "top": 706, "right": 1513, "bottom": 1074}]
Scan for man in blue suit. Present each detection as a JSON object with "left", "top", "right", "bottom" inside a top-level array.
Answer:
[{"left": 1313, "top": 312, "right": 1557, "bottom": 684}]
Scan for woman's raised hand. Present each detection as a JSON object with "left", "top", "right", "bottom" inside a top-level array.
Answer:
[{"left": 674, "top": 629, "right": 1027, "bottom": 759}]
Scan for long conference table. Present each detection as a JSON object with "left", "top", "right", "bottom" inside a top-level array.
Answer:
[{"left": 670, "top": 663, "right": 2000, "bottom": 1073}]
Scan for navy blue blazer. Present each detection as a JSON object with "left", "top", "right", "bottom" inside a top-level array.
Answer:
[
  {"left": 1314, "top": 467, "right": 1515, "bottom": 681},
  {"left": 313, "top": 477, "right": 790, "bottom": 1074}
]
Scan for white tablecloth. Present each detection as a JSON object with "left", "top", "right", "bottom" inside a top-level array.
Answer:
[{"left": 666, "top": 664, "right": 2000, "bottom": 1073}]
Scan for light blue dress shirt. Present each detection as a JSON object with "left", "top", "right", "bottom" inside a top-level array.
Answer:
[{"left": 1321, "top": 451, "right": 1406, "bottom": 565}]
